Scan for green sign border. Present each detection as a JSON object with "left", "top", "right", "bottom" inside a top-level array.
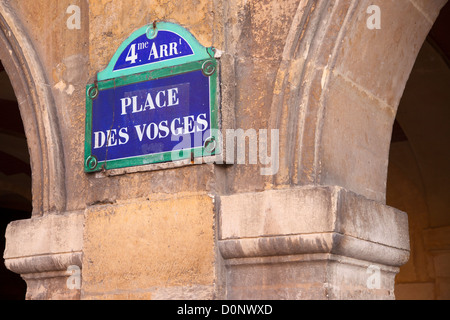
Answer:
[{"left": 84, "top": 22, "right": 220, "bottom": 173}]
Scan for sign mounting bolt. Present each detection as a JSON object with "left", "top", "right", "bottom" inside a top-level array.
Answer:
[
  {"left": 146, "top": 21, "right": 158, "bottom": 40},
  {"left": 86, "top": 155, "right": 98, "bottom": 171},
  {"left": 88, "top": 85, "right": 99, "bottom": 100},
  {"left": 202, "top": 60, "right": 216, "bottom": 77}
]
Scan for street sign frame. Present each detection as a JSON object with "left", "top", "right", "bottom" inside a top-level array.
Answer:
[{"left": 84, "top": 22, "right": 219, "bottom": 173}]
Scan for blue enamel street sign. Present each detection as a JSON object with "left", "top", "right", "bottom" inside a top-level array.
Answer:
[
  {"left": 85, "top": 22, "right": 219, "bottom": 173},
  {"left": 113, "top": 31, "right": 194, "bottom": 72}
]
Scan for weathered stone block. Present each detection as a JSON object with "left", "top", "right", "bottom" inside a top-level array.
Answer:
[{"left": 81, "top": 193, "right": 216, "bottom": 300}]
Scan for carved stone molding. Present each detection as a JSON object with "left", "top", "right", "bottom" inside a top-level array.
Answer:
[
  {"left": 4, "top": 212, "right": 83, "bottom": 300},
  {"left": 218, "top": 186, "right": 410, "bottom": 299}
]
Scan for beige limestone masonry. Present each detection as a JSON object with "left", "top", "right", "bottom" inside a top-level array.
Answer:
[{"left": 0, "top": 0, "right": 448, "bottom": 299}]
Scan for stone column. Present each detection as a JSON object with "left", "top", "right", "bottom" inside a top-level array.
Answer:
[
  {"left": 218, "top": 186, "right": 410, "bottom": 299},
  {"left": 213, "top": 0, "right": 448, "bottom": 300}
]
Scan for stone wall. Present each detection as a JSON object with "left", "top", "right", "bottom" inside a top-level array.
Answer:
[{"left": 1, "top": 0, "right": 448, "bottom": 300}]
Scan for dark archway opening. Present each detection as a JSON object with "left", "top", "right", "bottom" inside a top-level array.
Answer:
[
  {"left": 389, "top": 2, "right": 450, "bottom": 300},
  {"left": 0, "top": 60, "right": 31, "bottom": 300}
]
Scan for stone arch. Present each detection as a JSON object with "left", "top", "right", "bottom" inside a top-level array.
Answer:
[
  {"left": 0, "top": 2, "right": 66, "bottom": 216},
  {"left": 269, "top": 0, "right": 447, "bottom": 203}
]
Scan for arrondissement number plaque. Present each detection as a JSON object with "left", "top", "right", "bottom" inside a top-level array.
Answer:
[{"left": 85, "top": 22, "right": 219, "bottom": 173}]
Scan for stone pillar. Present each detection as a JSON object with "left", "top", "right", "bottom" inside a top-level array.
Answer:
[
  {"left": 213, "top": 0, "right": 447, "bottom": 300},
  {"left": 3, "top": 212, "right": 83, "bottom": 300},
  {"left": 423, "top": 227, "right": 450, "bottom": 300},
  {"left": 218, "top": 186, "right": 410, "bottom": 299}
]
